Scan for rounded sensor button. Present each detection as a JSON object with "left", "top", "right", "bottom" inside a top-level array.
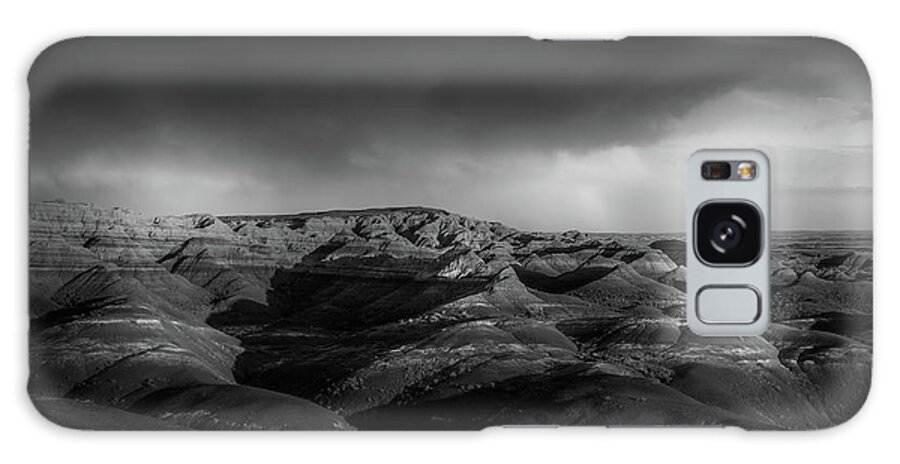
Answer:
[{"left": 696, "top": 286, "right": 761, "bottom": 324}]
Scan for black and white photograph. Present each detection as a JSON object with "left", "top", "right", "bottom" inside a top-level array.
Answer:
[{"left": 27, "top": 37, "right": 872, "bottom": 430}]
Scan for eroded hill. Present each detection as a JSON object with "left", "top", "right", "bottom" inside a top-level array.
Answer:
[{"left": 29, "top": 201, "right": 872, "bottom": 430}]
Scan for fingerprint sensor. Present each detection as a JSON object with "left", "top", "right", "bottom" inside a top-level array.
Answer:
[{"left": 696, "top": 286, "right": 761, "bottom": 324}]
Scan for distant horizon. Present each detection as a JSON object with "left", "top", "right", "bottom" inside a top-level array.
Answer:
[{"left": 31, "top": 198, "right": 874, "bottom": 235}]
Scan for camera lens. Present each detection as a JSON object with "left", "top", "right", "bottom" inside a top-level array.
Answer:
[
  {"left": 711, "top": 218, "right": 743, "bottom": 251},
  {"left": 701, "top": 161, "right": 732, "bottom": 180},
  {"left": 694, "top": 202, "right": 762, "bottom": 265}
]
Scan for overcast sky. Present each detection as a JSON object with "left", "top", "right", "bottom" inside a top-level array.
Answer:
[{"left": 29, "top": 37, "right": 871, "bottom": 232}]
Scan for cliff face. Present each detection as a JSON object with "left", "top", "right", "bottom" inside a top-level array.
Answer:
[{"left": 29, "top": 201, "right": 872, "bottom": 430}]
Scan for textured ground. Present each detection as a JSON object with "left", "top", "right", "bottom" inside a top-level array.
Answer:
[{"left": 29, "top": 201, "right": 872, "bottom": 430}]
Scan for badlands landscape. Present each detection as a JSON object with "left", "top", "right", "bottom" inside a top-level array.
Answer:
[{"left": 29, "top": 201, "right": 872, "bottom": 430}]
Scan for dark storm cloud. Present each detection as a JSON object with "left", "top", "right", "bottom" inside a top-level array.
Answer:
[
  {"left": 30, "top": 78, "right": 735, "bottom": 174},
  {"left": 29, "top": 37, "right": 871, "bottom": 230},
  {"left": 29, "top": 37, "right": 758, "bottom": 165}
]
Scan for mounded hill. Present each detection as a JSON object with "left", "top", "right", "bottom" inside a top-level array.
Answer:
[{"left": 29, "top": 201, "right": 872, "bottom": 430}]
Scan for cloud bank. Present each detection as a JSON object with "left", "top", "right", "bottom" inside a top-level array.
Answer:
[{"left": 29, "top": 37, "right": 871, "bottom": 231}]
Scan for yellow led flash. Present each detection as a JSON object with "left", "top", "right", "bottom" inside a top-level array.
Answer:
[{"left": 737, "top": 162, "right": 756, "bottom": 180}]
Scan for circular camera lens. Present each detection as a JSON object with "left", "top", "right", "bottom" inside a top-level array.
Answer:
[
  {"left": 711, "top": 219, "right": 743, "bottom": 251},
  {"left": 694, "top": 202, "right": 762, "bottom": 265}
]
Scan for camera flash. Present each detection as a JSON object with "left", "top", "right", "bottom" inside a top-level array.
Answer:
[{"left": 737, "top": 162, "right": 756, "bottom": 180}]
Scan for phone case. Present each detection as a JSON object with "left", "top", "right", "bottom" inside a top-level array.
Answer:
[{"left": 28, "top": 37, "right": 872, "bottom": 430}]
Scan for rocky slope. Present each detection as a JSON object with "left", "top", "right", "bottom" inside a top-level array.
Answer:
[{"left": 29, "top": 201, "right": 872, "bottom": 429}]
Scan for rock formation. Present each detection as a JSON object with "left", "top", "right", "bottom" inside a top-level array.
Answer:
[{"left": 29, "top": 201, "right": 872, "bottom": 430}]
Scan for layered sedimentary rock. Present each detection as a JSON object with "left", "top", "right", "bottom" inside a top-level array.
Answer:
[{"left": 29, "top": 201, "right": 872, "bottom": 430}]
